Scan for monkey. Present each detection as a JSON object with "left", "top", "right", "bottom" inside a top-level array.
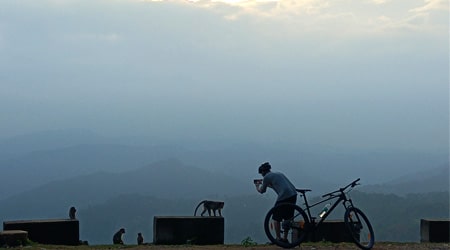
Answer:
[
  {"left": 194, "top": 200, "right": 224, "bottom": 217},
  {"left": 137, "top": 232, "right": 144, "bottom": 245},
  {"left": 113, "top": 228, "right": 125, "bottom": 245},
  {"left": 69, "top": 206, "right": 77, "bottom": 220}
]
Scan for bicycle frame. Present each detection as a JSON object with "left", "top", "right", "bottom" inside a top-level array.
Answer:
[
  {"left": 299, "top": 178, "right": 359, "bottom": 229},
  {"left": 301, "top": 191, "right": 350, "bottom": 227}
]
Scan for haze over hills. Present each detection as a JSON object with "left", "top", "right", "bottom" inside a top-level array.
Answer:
[
  {"left": 0, "top": 130, "right": 447, "bottom": 244},
  {"left": 0, "top": 143, "right": 182, "bottom": 199},
  {"left": 0, "top": 152, "right": 447, "bottom": 222},
  {"left": 0, "top": 129, "right": 114, "bottom": 159},
  {"left": 0, "top": 129, "right": 447, "bottom": 200},
  {"left": 0, "top": 158, "right": 250, "bottom": 220},
  {"left": 360, "top": 164, "right": 449, "bottom": 195},
  {"left": 0, "top": 163, "right": 447, "bottom": 244},
  {"left": 2, "top": 0, "right": 447, "bottom": 245}
]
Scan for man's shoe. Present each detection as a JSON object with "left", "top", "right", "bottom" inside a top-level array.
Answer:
[{"left": 277, "top": 238, "right": 289, "bottom": 243}]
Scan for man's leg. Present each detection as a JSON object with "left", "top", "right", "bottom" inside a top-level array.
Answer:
[
  {"left": 282, "top": 225, "right": 288, "bottom": 241},
  {"left": 274, "top": 220, "right": 281, "bottom": 240},
  {"left": 280, "top": 199, "right": 297, "bottom": 242}
]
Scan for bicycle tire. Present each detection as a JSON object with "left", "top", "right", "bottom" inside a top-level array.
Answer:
[
  {"left": 263, "top": 203, "right": 310, "bottom": 248},
  {"left": 344, "top": 206, "right": 375, "bottom": 250}
]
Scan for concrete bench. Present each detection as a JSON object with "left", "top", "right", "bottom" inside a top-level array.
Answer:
[
  {"left": 153, "top": 216, "right": 224, "bottom": 245},
  {"left": 0, "top": 230, "right": 28, "bottom": 247},
  {"left": 421, "top": 219, "right": 450, "bottom": 243},
  {"left": 3, "top": 219, "right": 79, "bottom": 245},
  {"left": 310, "top": 220, "right": 355, "bottom": 242},
  {"left": 291, "top": 220, "right": 354, "bottom": 243}
]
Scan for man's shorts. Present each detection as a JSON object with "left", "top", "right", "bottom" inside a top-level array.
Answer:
[{"left": 272, "top": 195, "right": 297, "bottom": 222}]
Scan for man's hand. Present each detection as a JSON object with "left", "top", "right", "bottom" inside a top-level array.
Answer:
[{"left": 254, "top": 179, "right": 263, "bottom": 193}]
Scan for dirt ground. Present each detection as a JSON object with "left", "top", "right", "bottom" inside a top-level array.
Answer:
[
  {"left": 16, "top": 242, "right": 447, "bottom": 250},
  {"left": 67, "top": 242, "right": 450, "bottom": 250},
  {"left": 123, "top": 243, "right": 448, "bottom": 250}
]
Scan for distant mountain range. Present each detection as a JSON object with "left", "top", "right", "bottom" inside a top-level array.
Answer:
[
  {"left": 0, "top": 143, "right": 182, "bottom": 199},
  {"left": 0, "top": 157, "right": 447, "bottom": 222},
  {"left": 0, "top": 154, "right": 447, "bottom": 244},
  {"left": 0, "top": 158, "right": 251, "bottom": 221},
  {"left": 360, "top": 164, "right": 449, "bottom": 195},
  {"left": 1, "top": 129, "right": 447, "bottom": 201},
  {"left": 0, "top": 129, "right": 447, "bottom": 222}
]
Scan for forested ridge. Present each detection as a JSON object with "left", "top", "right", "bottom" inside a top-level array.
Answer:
[
  {"left": 77, "top": 191, "right": 449, "bottom": 245},
  {"left": 0, "top": 157, "right": 447, "bottom": 245},
  {"left": 0, "top": 132, "right": 447, "bottom": 246}
]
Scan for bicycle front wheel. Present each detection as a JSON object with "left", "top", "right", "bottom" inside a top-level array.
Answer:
[
  {"left": 264, "top": 203, "right": 310, "bottom": 249},
  {"left": 344, "top": 206, "right": 375, "bottom": 250}
]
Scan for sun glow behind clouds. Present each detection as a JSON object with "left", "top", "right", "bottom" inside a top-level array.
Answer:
[
  {"left": 185, "top": 0, "right": 280, "bottom": 12},
  {"left": 189, "top": 0, "right": 278, "bottom": 4},
  {"left": 139, "top": 0, "right": 447, "bottom": 34}
]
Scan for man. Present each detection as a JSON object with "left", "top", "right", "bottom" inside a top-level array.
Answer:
[{"left": 255, "top": 162, "right": 297, "bottom": 243}]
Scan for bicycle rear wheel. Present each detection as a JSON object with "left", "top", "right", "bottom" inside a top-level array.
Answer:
[
  {"left": 264, "top": 203, "right": 310, "bottom": 248},
  {"left": 344, "top": 206, "right": 375, "bottom": 250}
]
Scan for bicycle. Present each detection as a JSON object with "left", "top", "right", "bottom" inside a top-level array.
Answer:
[{"left": 264, "top": 178, "right": 375, "bottom": 249}]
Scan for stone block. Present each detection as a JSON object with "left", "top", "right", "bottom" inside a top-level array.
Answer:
[
  {"left": 3, "top": 219, "right": 79, "bottom": 245},
  {"left": 0, "top": 230, "right": 28, "bottom": 247},
  {"left": 420, "top": 219, "right": 450, "bottom": 243},
  {"left": 153, "top": 216, "right": 224, "bottom": 245},
  {"left": 310, "top": 220, "right": 355, "bottom": 242}
]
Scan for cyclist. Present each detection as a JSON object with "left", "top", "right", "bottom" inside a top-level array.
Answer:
[{"left": 255, "top": 162, "right": 297, "bottom": 243}]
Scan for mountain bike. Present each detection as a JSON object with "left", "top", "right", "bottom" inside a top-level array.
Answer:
[{"left": 264, "top": 178, "right": 374, "bottom": 249}]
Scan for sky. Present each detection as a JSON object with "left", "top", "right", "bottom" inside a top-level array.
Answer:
[{"left": 0, "top": 0, "right": 448, "bottom": 153}]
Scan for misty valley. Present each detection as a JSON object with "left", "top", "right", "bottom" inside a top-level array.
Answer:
[
  {"left": 2, "top": 0, "right": 448, "bottom": 247},
  {"left": 0, "top": 130, "right": 448, "bottom": 245}
]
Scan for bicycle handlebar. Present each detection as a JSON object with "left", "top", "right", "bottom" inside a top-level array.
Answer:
[{"left": 322, "top": 178, "right": 361, "bottom": 198}]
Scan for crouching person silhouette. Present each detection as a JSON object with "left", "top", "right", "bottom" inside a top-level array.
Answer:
[{"left": 113, "top": 228, "right": 125, "bottom": 244}]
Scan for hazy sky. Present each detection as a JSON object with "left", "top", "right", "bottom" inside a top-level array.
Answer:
[{"left": 0, "top": 0, "right": 448, "bottom": 153}]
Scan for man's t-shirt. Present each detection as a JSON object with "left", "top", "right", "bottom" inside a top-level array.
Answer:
[{"left": 260, "top": 171, "right": 297, "bottom": 201}]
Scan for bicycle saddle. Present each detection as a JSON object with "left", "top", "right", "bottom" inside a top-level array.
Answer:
[{"left": 296, "top": 188, "right": 312, "bottom": 194}]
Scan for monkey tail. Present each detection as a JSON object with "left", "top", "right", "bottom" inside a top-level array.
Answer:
[{"left": 194, "top": 200, "right": 207, "bottom": 216}]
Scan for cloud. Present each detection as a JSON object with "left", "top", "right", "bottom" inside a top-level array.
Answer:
[
  {"left": 0, "top": 0, "right": 447, "bottom": 152},
  {"left": 24, "top": 0, "right": 445, "bottom": 36},
  {"left": 134, "top": 0, "right": 446, "bottom": 36},
  {"left": 370, "top": 0, "right": 448, "bottom": 33},
  {"left": 184, "top": 0, "right": 331, "bottom": 18},
  {"left": 410, "top": 0, "right": 448, "bottom": 12},
  {"left": 369, "top": 0, "right": 390, "bottom": 4}
]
